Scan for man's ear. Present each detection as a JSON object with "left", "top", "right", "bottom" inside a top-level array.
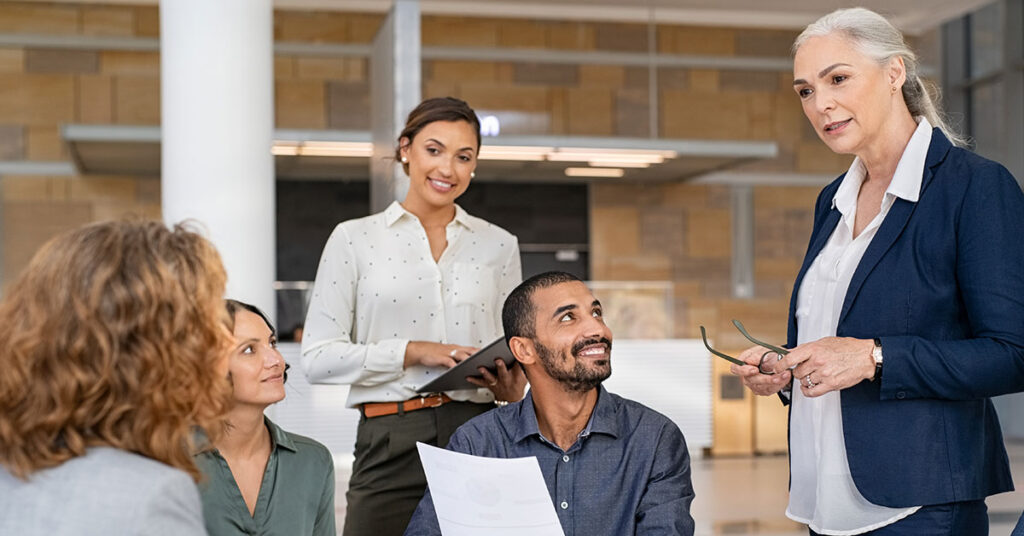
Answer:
[{"left": 508, "top": 336, "right": 536, "bottom": 366}]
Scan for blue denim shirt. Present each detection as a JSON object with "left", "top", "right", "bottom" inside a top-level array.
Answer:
[{"left": 404, "top": 386, "right": 695, "bottom": 536}]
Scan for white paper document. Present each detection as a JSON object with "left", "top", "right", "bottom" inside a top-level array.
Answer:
[{"left": 416, "top": 442, "right": 566, "bottom": 536}]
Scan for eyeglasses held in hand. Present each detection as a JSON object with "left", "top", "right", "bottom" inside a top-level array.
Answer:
[{"left": 699, "top": 319, "right": 788, "bottom": 375}]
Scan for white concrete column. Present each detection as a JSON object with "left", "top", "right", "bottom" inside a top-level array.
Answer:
[
  {"left": 160, "top": 0, "right": 276, "bottom": 319},
  {"left": 370, "top": 0, "right": 421, "bottom": 213}
]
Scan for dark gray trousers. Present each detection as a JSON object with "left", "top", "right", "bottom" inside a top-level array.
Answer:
[{"left": 342, "top": 401, "right": 492, "bottom": 536}]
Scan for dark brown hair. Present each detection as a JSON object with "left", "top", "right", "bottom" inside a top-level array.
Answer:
[
  {"left": 0, "top": 220, "right": 232, "bottom": 481},
  {"left": 395, "top": 96, "right": 482, "bottom": 174}
]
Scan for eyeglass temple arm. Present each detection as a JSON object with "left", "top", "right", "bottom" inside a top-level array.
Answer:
[
  {"left": 731, "top": 319, "right": 789, "bottom": 356},
  {"left": 699, "top": 326, "right": 748, "bottom": 367}
]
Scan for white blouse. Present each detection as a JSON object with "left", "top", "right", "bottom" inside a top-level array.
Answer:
[
  {"left": 301, "top": 201, "right": 521, "bottom": 407},
  {"left": 786, "top": 118, "right": 934, "bottom": 535}
]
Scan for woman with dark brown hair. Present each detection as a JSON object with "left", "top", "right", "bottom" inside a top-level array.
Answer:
[
  {"left": 302, "top": 96, "right": 525, "bottom": 535},
  {"left": 0, "top": 220, "right": 233, "bottom": 536},
  {"left": 197, "top": 300, "right": 336, "bottom": 536}
]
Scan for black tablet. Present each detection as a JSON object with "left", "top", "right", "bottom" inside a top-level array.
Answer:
[{"left": 415, "top": 337, "right": 517, "bottom": 393}]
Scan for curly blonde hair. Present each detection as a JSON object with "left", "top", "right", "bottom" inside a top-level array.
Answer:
[{"left": 0, "top": 220, "right": 233, "bottom": 481}]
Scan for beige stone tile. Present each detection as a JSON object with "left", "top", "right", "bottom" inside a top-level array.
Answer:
[
  {"left": 77, "top": 75, "right": 113, "bottom": 123},
  {"left": 658, "top": 25, "right": 735, "bottom": 55},
  {"left": 0, "top": 4, "right": 78, "bottom": 33},
  {"left": 687, "top": 69, "right": 719, "bottom": 93},
  {"left": 422, "top": 16, "right": 498, "bottom": 47},
  {"left": 26, "top": 126, "right": 65, "bottom": 160},
  {"left": 754, "top": 185, "right": 821, "bottom": 210},
  {"left": 24, "top": 49, "right": 98, "bottom": 74},
  {"left": 112, "top": 76, "right": 160, "bottom": 125},
  {"left": 660, "top": 90, "right": 753, "bottom": 140},
  {"left": 660, "top": 183, "right": 709, "bottom": 210},
  {"left": 68, "top": 176, "right": 137, "bottom": 203},
  {"left": 135, "top": 177, "right": 160, "bottom": 204},
  {"left": 0, "top": 49, "right": 24, "bottom": 74},
  {"left": 100, "top": 51, "right": 160, "bottom": 76},
  {"left": 0, "top": 74, "right": 75, "bottom": 125},
  {"left": 346, "top": 13, "right": 384, "bottom": 43},
  {"left": 326, "top": 81, "right": 369, "bottom": 130},
  {"left": 344, "top": 58, "right": 367, "bottom": 82},
  {"left": 275, "top": 80, "right": 325, "bottom": 129},
  {"left": 579, "top": 64, "right": 624, "bottom": 88},
  {"left": 590, "top": 205, "right": 639, "bottom": 259},
  {"left": 457, "top": 83, "right": 549, "bottom": 113},
  {"left": 640, "top": 207, "right": 686, "bottom": 256},
  {"left": 0, "top": 125, "right": 25, "bottom": 159},
  {"left": 81, "top": 6, "right": 134, "bottom": 37},
  {"left": 134, "top": 6, "right": 159, "bottom": 37},
  {"left": 295, "top": 57, "right": 349, "bottom": 80},
  {"left": 429, "top": 61, "right": 499, "bottom": 84},
  {"left": 605, "top": 254, "right": 672, "bottom": 280},
  {"left": 686, "top": 208, "right": 730, "bottom": 259},
  {"left": 719, "top": 70, "right": 780, "bottom": 93},
  {"left": 1, "top": 176, "right": 49, "bottom": 201},
  {"left": 513, "top": 63, "right": 578, "bottom": 86},
  {"left": 657, "top": 67, "right": 689, "bottom": 90},
  {"left": 547, "top": 88, "right": 567, "bottom": 135},
  {"left": 593, "top": 22, "right": 648, "bottom": 52},
  {"left": 275, "top": 11, "right": 348, "bottom": 42},
  {"left": 566, "top": 87, "right": 612, "bottom": 135},
  {"left": 614, "top": 88, "right": 650, "bottom": 138},
  {"left": 545, "top": 22, "right": 594, "bottom": 50},
  {"left": 796, "top": 141, "right": 853, "bottom": 173},
  {"left": 735, "top": 28, "right": 799, "bottom": 58},
  {"left": 497, "top": 20, "right": 546, "bottom": 48},
  {"left": 274, "top": 56, "right": 296, "bottom": 79},
  {"left": 2, "top": 201, "right": 93, "bottom": 287}
]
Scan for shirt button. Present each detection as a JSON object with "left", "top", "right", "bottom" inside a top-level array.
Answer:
[
  {"left": 896, "top": 391, "right": 906, "bottom": 400},
  {"left": 562, "top": 455, "right": 569, "bottom": 462},
  {"left": 560, "top": 501, "right": 568, "bottom": 510}
]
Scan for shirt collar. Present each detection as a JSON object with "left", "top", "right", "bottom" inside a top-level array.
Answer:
[
  {"left": 265, "top": 416, "right": 297, "bottom": 453},
  {"left": 510, "top": 385, "right": 621, "bottom": 445},
  {"left": 831, "top": 116, "right": 932, "bottom": 214},
  {"left": 383, "top": 200, "right": 476, "bottom": 231}
]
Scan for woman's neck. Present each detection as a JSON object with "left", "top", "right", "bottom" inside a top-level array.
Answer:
[
  {"left": 401, "top": 196, "right": 456, "bottom": 229},
  {"left": 216, "top": 404, "right": 271, "bottom": 458},
  {"left": 859, "top": 110, "right": 918, "bottom": 184}
]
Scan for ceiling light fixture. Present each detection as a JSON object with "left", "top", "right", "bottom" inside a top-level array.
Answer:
[{"left": 565, "top": 167, "right": 625, "bottom": 178}]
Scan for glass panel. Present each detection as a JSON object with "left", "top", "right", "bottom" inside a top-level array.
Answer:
[
  {"left": 969, "top": 1, "right": 1004, "bottom": 78},
  {"left": 970, "top": 80, "right": 1006, "bottom": 162}
]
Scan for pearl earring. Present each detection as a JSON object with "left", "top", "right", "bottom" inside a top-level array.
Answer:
[
  {"left": 471, "top": 172, "right": 476, "bottom": 179},
  {"left": 401, "top": 156, "right": 408, "bottom": 163}
]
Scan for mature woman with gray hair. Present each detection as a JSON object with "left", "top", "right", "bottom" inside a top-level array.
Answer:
[{"left": 730, "top": 7, "right": 1024, "bottom": 535}]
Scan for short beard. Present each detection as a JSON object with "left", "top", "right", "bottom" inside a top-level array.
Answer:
[{"left": 535, "top": 337, "right": 612, "bottom": 393}]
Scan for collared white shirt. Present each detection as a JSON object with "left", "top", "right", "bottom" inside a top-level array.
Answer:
[
  {"left": 301, "top": 201, "right": 521, "bottom": 407},
  {"left": 786, "top": 118, "right": 933, "bottom": 535}
]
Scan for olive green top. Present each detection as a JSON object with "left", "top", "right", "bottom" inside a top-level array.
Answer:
[{"left": 195, "top": 417, "right": 336, "bottom": 536}]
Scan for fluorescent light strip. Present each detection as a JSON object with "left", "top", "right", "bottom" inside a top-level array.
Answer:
[
  {"left": 589, "top": 160, "right": 649, "bottom": 168},
  {"left": 565, "top": 167, "right": 625, "bottom": 178}
]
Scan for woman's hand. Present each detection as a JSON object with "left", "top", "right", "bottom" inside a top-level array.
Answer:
[
  {"left": 774, "top": 337, "right": 875, "bottom": 397},
  {"left": 730, "top": 345, "right": 793, "bottom": 396},
  {"left": 466, "top": 359, "right": 527, "bottom": 402},
  {"left": 404, "top": 341, "right": 478, "bottom": 369}
]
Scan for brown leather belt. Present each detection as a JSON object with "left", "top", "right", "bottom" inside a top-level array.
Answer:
[{"left": 360, "top": 394, "right": 452, "bottom": 418}]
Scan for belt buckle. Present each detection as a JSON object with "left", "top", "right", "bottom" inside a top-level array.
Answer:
[{"left": 423, "top": 394, "right": 444, "bottom": 408}]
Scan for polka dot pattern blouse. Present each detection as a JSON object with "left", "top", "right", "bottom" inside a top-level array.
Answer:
[{"left": 301, "top": 201, "right": 522, "bottom": 407}]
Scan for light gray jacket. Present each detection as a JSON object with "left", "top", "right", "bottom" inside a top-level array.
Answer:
[{"left": 0, "top": 446, "right": 207, "bottom": 536}]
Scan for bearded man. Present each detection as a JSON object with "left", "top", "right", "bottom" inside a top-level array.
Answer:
[{"left": 404, "top": 271, "right": 695, "bottom": 536}]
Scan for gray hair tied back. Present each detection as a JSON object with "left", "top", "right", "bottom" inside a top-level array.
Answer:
[{"left": 793, "top": 7, "right": 967, "bottom": 147}]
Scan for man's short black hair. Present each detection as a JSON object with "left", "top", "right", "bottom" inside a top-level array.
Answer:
[{"left": 502, "top": 271, "right": 583, "bottom": 347}]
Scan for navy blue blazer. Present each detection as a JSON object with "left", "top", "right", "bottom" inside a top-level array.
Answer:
[{"left": 785, "top": 129, "right": 1024, "bottom": 507}]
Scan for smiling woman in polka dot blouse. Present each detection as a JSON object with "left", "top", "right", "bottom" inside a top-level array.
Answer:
[{"left": 301, "top": 97, "right": 525, "bottom": 536}]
